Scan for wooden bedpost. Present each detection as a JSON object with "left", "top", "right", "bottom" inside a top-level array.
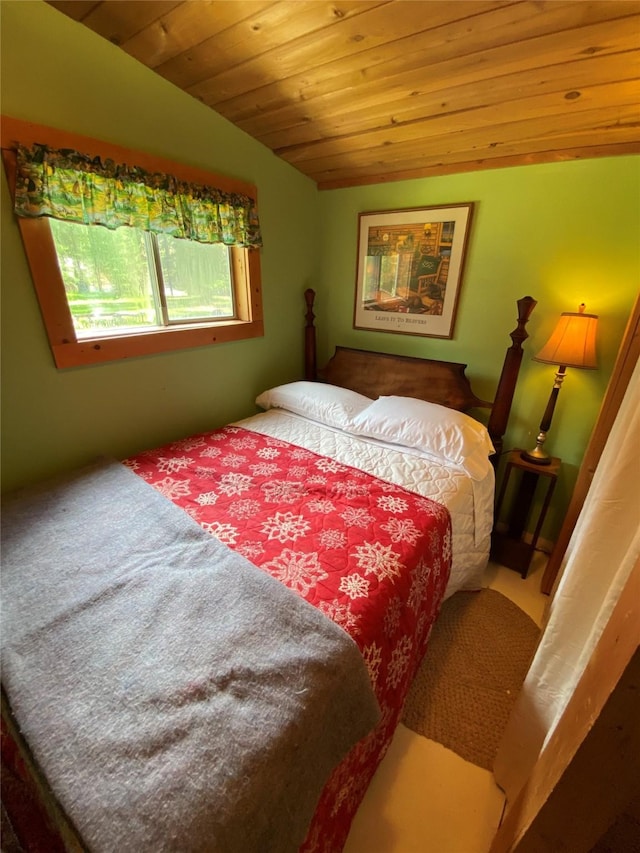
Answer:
[
  {"left": 487, "top": 295, "right": 537, "bottom": 462},
  {"left": 304, "top": 288, "right": 317, "bottom": 381}
]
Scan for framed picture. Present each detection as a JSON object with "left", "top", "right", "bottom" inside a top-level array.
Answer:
[{"left": 353, "top": 203, "right": 474, "bottom": 339}]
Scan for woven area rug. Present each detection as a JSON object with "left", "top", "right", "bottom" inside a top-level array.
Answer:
[{"left": 401, "top": 589, "right": 540, "bottom": 771}]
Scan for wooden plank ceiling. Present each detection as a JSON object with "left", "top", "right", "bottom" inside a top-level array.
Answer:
[{"left": 47, "top": 0, "right": 640, "bottom": 188}]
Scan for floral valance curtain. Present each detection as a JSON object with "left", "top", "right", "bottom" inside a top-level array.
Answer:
[{"left": 13, "top": 143, "right": 262, "bottom": 248}]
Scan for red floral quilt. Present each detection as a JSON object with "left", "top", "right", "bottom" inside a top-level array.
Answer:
[{"left": 127, "top": 424, "right": 452, "bottom": 852}]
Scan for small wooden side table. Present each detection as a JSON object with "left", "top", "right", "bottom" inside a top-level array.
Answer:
[{"left": 491, "top": 449, "right": 561, "bottom": 578}]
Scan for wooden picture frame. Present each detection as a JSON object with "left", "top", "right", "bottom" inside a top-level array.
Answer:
[{"left": 353, "top": 203, "right": 474, "bottom": 339}]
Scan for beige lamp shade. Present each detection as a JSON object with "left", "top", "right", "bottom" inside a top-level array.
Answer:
[{"left": 533, "top": 303, "right": 598, "bottom": 369}]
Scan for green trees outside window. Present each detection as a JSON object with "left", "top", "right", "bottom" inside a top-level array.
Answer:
[{"left": 50, "top": 219, "right": 234, "bottom": 337}]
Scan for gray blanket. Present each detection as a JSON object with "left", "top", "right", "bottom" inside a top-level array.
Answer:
[{"left": 1, "top": 460, "right": 379, "bottom": 853}]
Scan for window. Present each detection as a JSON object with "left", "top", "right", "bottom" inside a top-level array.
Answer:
[
  {"left": 1, "top": 116, "right": 263, "bottom": 368},
  {"left": 50, "top": 220, "right": 236, "bottom": 337}
]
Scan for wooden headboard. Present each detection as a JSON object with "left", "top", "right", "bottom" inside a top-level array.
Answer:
[{"left": 303, "top": 288, "right": 536, "bottom": 461}]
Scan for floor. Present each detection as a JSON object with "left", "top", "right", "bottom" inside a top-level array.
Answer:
[{"left": 344, "top": 551, "right": 549, "bottom": 853}]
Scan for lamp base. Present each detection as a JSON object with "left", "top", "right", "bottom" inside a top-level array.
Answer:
[{"left": 520, "top": 446, "right": 552, "bottom": 465}]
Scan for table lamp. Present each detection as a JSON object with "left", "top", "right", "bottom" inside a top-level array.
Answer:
[{"left": 521, "top": 304, "right": 598, "bottom": 465}]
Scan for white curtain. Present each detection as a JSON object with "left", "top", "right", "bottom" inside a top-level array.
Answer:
[{"left": 493, "top": 356, "right": 640, "bottom": 805}]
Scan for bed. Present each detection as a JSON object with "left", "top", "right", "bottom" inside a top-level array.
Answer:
[{"left": 1, "top": 290, "right": 536, "bottom": 853}]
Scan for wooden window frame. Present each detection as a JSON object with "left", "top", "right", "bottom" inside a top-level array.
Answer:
[{"left": 1, "top": 116, "right": 264, "bottom": 368}]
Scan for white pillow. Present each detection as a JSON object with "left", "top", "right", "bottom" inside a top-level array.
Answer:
[
  {"left": 255, "top": 381, "right": 371, "bottom": 430},
  {"left": 350, "top": 395, "right": 495, "bottom": 480}
]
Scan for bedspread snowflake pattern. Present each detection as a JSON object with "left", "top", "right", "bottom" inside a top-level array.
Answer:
[{"left": 126, "top": 424, "right": 452, "bottom": 853}]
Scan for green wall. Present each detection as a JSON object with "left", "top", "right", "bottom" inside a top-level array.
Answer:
[
  {"left": 0, "top": 0, "right": 319, "bottom": 491},
  {"left": 2, "top": 2, "right": 639, "bottom": 544},
  {"left": 317, "top": 159, "right": 639, "bottom": 539}
]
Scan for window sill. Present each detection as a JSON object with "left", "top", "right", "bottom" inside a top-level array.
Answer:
[{"left": 52, "top": 317, "right": 264, "bottom": 368}]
